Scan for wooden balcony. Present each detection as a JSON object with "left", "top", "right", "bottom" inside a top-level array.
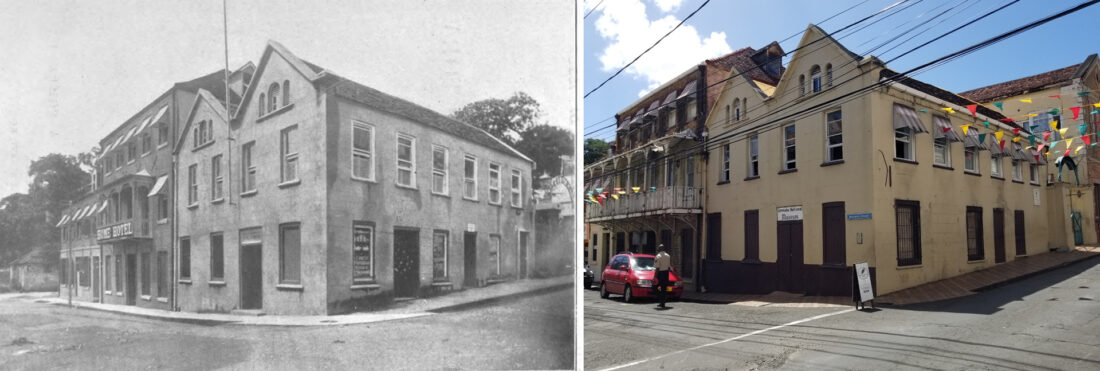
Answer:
[{"left": 584, "top": 186, "right": 701, "bottom": 222}]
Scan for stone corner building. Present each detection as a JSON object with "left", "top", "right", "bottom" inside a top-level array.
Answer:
[{"left": 58, "top": 41, "right": 535, "bottom": 315}]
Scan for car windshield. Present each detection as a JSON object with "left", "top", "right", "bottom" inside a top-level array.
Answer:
[{"left": 632, "top": 257, "right": 656, "bottom": 271}]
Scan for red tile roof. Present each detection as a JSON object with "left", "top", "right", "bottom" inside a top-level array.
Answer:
[{"left": 958, "top": 64, "right": 1080, "bottom": 103}]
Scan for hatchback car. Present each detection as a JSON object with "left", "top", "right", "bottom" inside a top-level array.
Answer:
[{"left": 600, "top": 252, "right": 682, "bottom": 302}]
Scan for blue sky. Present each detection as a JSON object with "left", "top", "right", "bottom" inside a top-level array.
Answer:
[{"left": 583, "top": 0, "right": 1100, "bottom": 142}]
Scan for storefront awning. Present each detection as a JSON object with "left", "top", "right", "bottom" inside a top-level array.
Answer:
[
  {"left": 932, "top": 116, "right": 961, "bottom": 142},
  {"left": 55, "top": 214, "right": 70, "bottom": 227},
  {"left": 147, "top": 175, "right": 169, "bottom": 197},
  {"left": 677, "top": 80, "right": 697, "bottom": 100},
  {"left": 893, "top": 104, "right": 929, "bottom": 134}
]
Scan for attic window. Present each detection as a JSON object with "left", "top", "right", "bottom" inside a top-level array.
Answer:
[
  {"left": 269, "top": 83, "right": 281, "bottom": 112},
  {"left": 826, "top": 64, "right": 833, "bottom": 88},
  {"left": 193, "top": 120, "right": 213, "bottom": 149},
  {"left": 810, "top": 65, "right": 822, "bottom": 93},
  {"left": 799, "top": 75, "right": 806, "bottom": 96},
  {"left": 282, "top": 80, "right": 290, "bottom": 105},
  {"left": 259, "top": 93, "right": 267, "bottom": 116}
]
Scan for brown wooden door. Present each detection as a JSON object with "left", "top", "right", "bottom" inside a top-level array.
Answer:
[
  {"left": 776, "top": 221, "right": 804, "bottom": 293},
  {"left": 993, "top": 208, "right": 1006, "bottom": 263},
  {"left": 1014, "top": 210, "right": 1026, "bottom": 256},
  {"left": 680, "top": 229, "right": 693, "bottom": 278},
  {"left": 822, "top": 202, "right": 846, "bottom": 266}
]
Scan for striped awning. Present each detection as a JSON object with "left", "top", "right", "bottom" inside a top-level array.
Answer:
[
  {"left": 1010, "top": 143, "right": 1029, "bottom": 161},
  {"left": 55, "top": 214, "right": 70, "bottom": 227},
  {"left": 147, "top": 175, "right": 169, "bottom": 197},
  {"left": 644, "top": 100, "right": 660, "bottom": 119},
  {"left": 661, "top": 89, "right": 679, "bottom": 108},
  {"left": 136, "top": 116, "right": 153, "bottom": 135},
  {"left": 963, "top": 130, "right": 987, "bottom": 149},
  {"left": 150, "top": 105, "right": 169, "bottom": 125},
  {"left": 989, "top": 140, "right": 1006, "bottom": 157},
  {"left": 72, "top": 205, "right": 87, "bottom": 221},
  {"left": 677, "top": 80, "right": 697, "bottom": 100},
  {"left": 893, "top": 104, "right": 928, "bottom": 133},
  {"left": 932, "top": 116, "right": 961, "bottom": 142}
]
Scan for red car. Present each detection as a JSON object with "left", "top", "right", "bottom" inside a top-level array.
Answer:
[{"left": 600, "top": 252, "right": 683, "bottom": 302}]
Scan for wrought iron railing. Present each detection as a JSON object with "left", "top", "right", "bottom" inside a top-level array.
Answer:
[{"left": 584, "top": 186, "right": 701, "bottom": 220}]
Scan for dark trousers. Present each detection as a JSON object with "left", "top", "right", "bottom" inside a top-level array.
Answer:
[{"left": 655, "top": 270, "right": 670, "bottom": 306}]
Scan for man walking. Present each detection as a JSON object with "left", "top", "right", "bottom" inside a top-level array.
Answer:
[{"left": 654, "top": 244, "right": 671, "bottom": 308}]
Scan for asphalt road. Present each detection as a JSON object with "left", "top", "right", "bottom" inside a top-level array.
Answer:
[
  {"left": 0, "top": 286, "right": 574, "bottom": 370},
  {"left": 585, "top": 257, "right": 1100, "bottom": 370}
]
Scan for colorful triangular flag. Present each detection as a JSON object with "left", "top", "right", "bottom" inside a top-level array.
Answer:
[
  {"left": 1059, "top": 128, "right": 1068, "bottom": 138},
  {"left": 1020, "top": 98, "right": 1032, "bottom": 103},
  {"left": 1012, "top": 128, "right": 1021, "bottom": 135},
  {"left": 966, "top": 104, "right": 977, "bottom": 117},
  {"left": 942, "top": 107, "right": 955, "bottom": 114},
  {"left": 961, "top": 125, "right": 970, "bottom": 135},
  {"left": 1052, "top": 120, "right": 1059, "bottom": 130},
  {"left": 999, "top": 140, "right": 1006, "bottom": 151},
  {"left": 993, "top": 102, "right": 1003, "bottom": 111},
  {"left": 983, "top": 121, "right": 991, "bottom": 129},
  {"left": 1043, "top": 132, "right": 1051, "bottom": 142},
  {"left": 1072, "top": 106, "right": 1082, "bottom": 120},
  {"left": 631, "top": 187, "right": 640, "bottom": 194},
  {"left": 1085, "top": 136, "right": 1092, "bottom": 146},
  {"left": 1081, "top": 124, "right": 1089, "bottom": 137},
  {"left": 994, "top": 131, "right": 1004, "bottom": 142},
  {"left": 979, "top": 133, "right": 987, "bottom": 144}
]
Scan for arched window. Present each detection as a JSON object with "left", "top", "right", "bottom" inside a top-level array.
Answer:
[
  {"left": 110, "top": 192, "right": 120, "bottom": 223},
  {"left": 810, "top": 65, "right": 822, "bottom": 93},
  {"left": 741, "top": 98, "right": 747, "bottom": 120},
  {"left": 733, "top": 98, "right": 741, "bottom": 121},
  {"left": 725, "top": 104, "right": 731, "bottom": 124},
  {"left": 269, "top": 82, "right": 281, "bottom": 112},
  {"left": 282, "top": 80, "right": 290, "bottom": 105},
  {"left": 259, "top": 93, "right": 266, "bottom": 116},
  {"left": 826, "top": 64, "right": 833, "bottom": 88},
  {"left": 799, "top": 75, "right": 806, "bottom": 96}
]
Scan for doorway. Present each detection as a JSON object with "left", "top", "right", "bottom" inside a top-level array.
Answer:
[
  {"left": 680, "top": 229, "right": 694, "bottom": 278},
  {"left": 125, "top": 254, "right": 137, "bottom": 305},
  {"left": 1014, "top": 210, "right": 1026, "bottom": 256},
  {"left": 394, "top": 228, "right": 420, "bottom": 298},
  {"left": 464, "top": 232, "right": 477, "bottom": 287},
  {"left": 92, "top": 257, "right": 100, "bottom": 301},
  {"left": 776, "top": 221, "right": 804, "bottom": 293},
  {"left": 240, "top": 243, "right": 263, "bottom": 310},
  {"left": 993, "top": 208, "right": 1006, "bottom": 263}
]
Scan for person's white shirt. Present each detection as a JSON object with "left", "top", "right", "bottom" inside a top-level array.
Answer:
[{"left": 654, "top": 251, "right": 671, "bottom": 271}]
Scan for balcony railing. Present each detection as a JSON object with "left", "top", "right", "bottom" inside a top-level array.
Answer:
[{"left": 584, "top": 186, "right": 701, "bottom": 221}]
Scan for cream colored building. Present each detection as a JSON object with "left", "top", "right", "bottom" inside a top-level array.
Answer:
[
  {"left": 960, "top": 54, "right": 1100, "bottom": 250},
  {"left": 700, "top": 25, "right": 1049, "bottom": 296}
]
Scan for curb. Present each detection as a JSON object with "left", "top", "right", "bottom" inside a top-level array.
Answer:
[
  {"left": 43, "top": 301, "right": 237, "bottom": 326},
  {"left": 428, "top": 281, "right": 572, "bottom": 313},
  {"left": 973, "top": 252, "right": 1100, "bottom": 292}
]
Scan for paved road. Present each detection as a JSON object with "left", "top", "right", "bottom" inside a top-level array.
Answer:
[
  {"left": 0, "top": 286, "right": 574, "bottom": 370},
  {"left": 585, "top": 257, "right": 1100, "bottom": 370}
]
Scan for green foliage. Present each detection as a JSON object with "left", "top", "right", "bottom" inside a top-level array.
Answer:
[
  {"left": 584, "top": 138, "right": 609, "bottom": 165},
  {"left": 0, "top": 153, "right": 89, "bottom": 265},
  {"left": 453, "top": 92, "right": 542, "bottom": 146},
  {"left": 515, "top": 124, "right": 574, "bottom": 188}
]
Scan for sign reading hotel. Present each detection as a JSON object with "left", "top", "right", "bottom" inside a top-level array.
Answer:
[
  {"left": 777, "top": 206, "right": 803, "bottom": 221},
  {"left": 96, "top": 222, "right": 133, "bottom": 241}
]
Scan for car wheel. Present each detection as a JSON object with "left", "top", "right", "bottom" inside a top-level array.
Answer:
[
  {"left": 600, "top": 282, "right": 609, "bottom": 299},
  {"left": 624, "top": 285, "right": 633, "bottom": 303}
]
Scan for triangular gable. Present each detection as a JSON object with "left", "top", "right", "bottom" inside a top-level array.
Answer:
[
  {"left": 232, "top": 40, "right": 325, "bottom": 121},
  {"left": 174, "top": 89, "right": 228, "bottom": 155},
  {"left": 769, "top": 24, "right": 861, "bottom": 103},
  {"left": 702, "top": 66, "right": 765, "bottom": 130}
]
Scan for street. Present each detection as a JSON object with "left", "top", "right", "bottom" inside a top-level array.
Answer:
[
  {"left": 0, "top": 286, "right": 573, "bottom": 370},
  {"left": 585, "top": 258, "right": 1100, "bottom": 370}
]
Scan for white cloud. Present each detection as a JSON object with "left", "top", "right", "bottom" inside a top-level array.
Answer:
[
  {"left": 593, "top": 0, "right": 731, "bottom": 97},
  {"left": 654, "top": 0, "right": 684, "bottom": 13}
]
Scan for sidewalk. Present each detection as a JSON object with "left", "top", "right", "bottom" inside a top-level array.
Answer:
[
  {"left": 681, "top": 290, "right": 850, "bottom": 308},
  {"left": 21, "top": 275, "right": 571, "bottom": 326},
  {"left": 877, "top": 246, "right": 1100, "bottom": 306}
]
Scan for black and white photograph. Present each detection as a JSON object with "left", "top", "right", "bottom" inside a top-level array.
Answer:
[{"left": 0, "top": 1, "right": 577, "bottom": 369}]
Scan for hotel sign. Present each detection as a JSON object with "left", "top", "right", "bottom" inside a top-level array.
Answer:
[{"left": 96, "top": 222, "right": 133, "bottom": 241}]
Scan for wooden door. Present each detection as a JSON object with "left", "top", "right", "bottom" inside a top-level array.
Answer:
[
  {"left": 993, "top": 208, "right": 1006, "bottom": 263},
  {"left": 240, "top": 244, "right": 263, "bottom": 309},
  {"left": 1014, "top": 210, "right": 1026, "bottom": 256},
  {"left": 125, "top": 254, "right": 137, "bottom": 305},
  {"left": 777, "top": 221, "right": 804, "bottom": 293},
  {"left": 394, "top": 228, "right": 420, "bottom": 298}
]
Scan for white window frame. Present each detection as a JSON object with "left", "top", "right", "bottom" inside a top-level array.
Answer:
[
  {"left": 810, "top": 65, "right": 822, "bottom": 93},
  {"left": 1030, "top": 164, "right": 1039, "bottom": 184},
  {"left": 782, "top": 124, "right": 796, "bottom": 171},
  {"left": 432, "top": 230, "right": 448, "bottom": 280},
  {"left": 964, "top": 147, "right": 978, "bottom": 173},
  {"left": 463, "top": 155, "right": 478, "bottom": 201},
  {"left": 280, "top": 125, "right": 299, "bottom": 184},
  {"left": 721, "top": 143, "right": 730, "bottom": 182},
  {"left": 211, "top": 154, "right": 223, "bottom": 201},
  {"left": 895, "top": 128, "right": 915, "bottom": 160},
  {"left": 351, "top": 121, "right": 376, "bottom": 182},
  {"left": 488, "top": 162, "right": 502, "bottom": 205},
  {"left": 825, "top": 110, "right": 843, "bottom": 162},
  {"left": 933, "top": 137, "right": 951, "bottom": 167},
  {"left": 1011, "top": 160, "right": 1023, "bottom": 181},
  {"left": 352, "top": 222, "right": 375, "bottom": 283},
  {"left": 396, "top": 133, "right": 416, "bottom": 188},
  {"left": 241, "top": 141, "right": 256, "bottom": 193},
  {"left": 510, "top": 169, "right": 522, "bottom": 208},
  {"left": 432, "top": 145, "right": 449, "bottom": 195},
  {"left": 748, "top": 135, "right": 759, "bottom": 177},
  {"left": 187, "top": 164, "right": 197, "bottom": 206},
  {"left": 991, "top": 156, "right": 1004, "bottom": 178}
]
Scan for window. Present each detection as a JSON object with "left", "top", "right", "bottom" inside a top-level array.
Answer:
[
  {"left": 242, "top": 141, "right": 256, "bottom": 192},
  {"left": 782, "top": 125, "right": 796, "bottom": 170},
  {"left": 686, "top": 101, "right": 697, "bottom": 121},
  {"left": 490, "top": 235, "right": 501, "bottom": 276},
  {"left": 351, "top": 122, "right": 375, "bottom": 181},
  {"left": 142, "top": 134, "right": 152, "bottom": 155},
  {"left": 896, "top": 200, "right": 921, "bottom": 266},
  {"left": 396, "top": 134, "right": 415, "bottom": 188},
  {"left": 282, "top": 80, "right": 290, "bottom": 105},
  {"left": 665, "top": 159, "right": 675, "bottom": 186},
  {"left": 744, "top": 210, "right": 759, "bottom": 261},
  {"left": 510, "top": 169, "right": 523, "bottom": 207},
  {"left": 105, "top": 255, "right": 113, "bottom": 291},
  {"left": 157, "top": 251, "right": 167, "bottom": 298},
  {"left": 748, "top": 135, "right": 759, "bottom": 177},
  {"left": 665, "top": 107, "right": 677, "bottom": 129},
  {"left": 895, "top": 128, "right": 914, "bottom": 160},
  {"left": 810, "top": 65, "right": 822, "bottom": 93},
  {"left": 281, "top": 125, "right": 299, "bottom": 183},
  {"left": 115, "top": 255, "right": 122, "bottom": 291},
  {"left": 211, "top": 155, "right": 223, "bottom": 200},
  {"left": 826, "top": 64, "right": 833, "bottom": 87},
  {"left": 826, "top": 110, "right": 843, "bottom": 162},
  {"left": 463, "top": 155, "right": 478, "bottom": 200},
  {"left": 210, "top": 233, "right": 224, "bottom": 281},
  {"left": 269, "top": 82, "right": 281, "bottom": 112},
  {"left": 157, "top": 194, "right": 168, "bottom": 220},
  {"left": 686, "top": 156, "right": 695, "bottom": 188},
  {"left": 141, "top": 252, "right": 150, "bottom": 296},
  {"left": 180, "top": 238, "right": 191, "bottom": 280},
  {"left": 725, "top": 104, "right": 731, "bottom": 125},
  {"left": 1030, "top": 164, "right": 1039, "bottom": 184},
  {"left": 432, "top": 145, "right": 449, "bottom": 195},
  {"left": 1012, "top": 160, "right": 1023, "bottom": 181},
  {"left": 279, "top": 223, "right": 301, "bottom": 284},
  {"left": 115, "top": 152, "right": 123, "bottom": 170},
  {"left": 966, "top": 207, "right": 984, "bottom": 261},
  {"left": 965, "top": 147, "right": 978, "bottom": 173},
  {"left": 433, "top": 230, "right": 448, "bottom": 280},
  {"left": 158, "top": 123, "right": 169, "bottom": 146},
  {"left": 934, "top": 137, "right": 950, "bottom": 167},
  {"left": 991, "top": 156, "right": 1003, "bottom": 178},
  {"left": 259, "top": 93, "right": 267, "bottom": 116},
  {"left": 740, "top": 99, "right": 747, "bottom": 120},
  {"left": 352, "top": 222, "right": 375, "bottom": 282},
  {"left": 488, "top": 163, "right": 502, "bottom": 204},
  {"left": 127, "top": 142, "right": 136, "bottom": 163},
  {"left": 799, "top": 75, "right": 806, "bottom": 96},
  {"left": 733, "top": 99, "right": 741, "bottom": 121},
  {"left": 720, "top": 143, "right": 730, "bottom": 182},
  {"left": 187, "top": 164, "right": 197, "bottom": 205},
  {"left": 193, "top": 120, "right": 213, "bottom": 148}
]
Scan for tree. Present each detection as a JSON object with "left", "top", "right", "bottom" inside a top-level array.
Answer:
[
  {"left": 0, "top": 153, "right": 89, "bottom": 265},
  {"left": 28, "top": 153, "right": 90, "bottom": 221},
  {"left": 453, "top": 92, "right": 541, "bottom": 146},
  {"left": 515, "top": 124, "right": 574, "bottom": 188},
  {"left": 584, "top": 138, "right": 609, "bottom": 165}
]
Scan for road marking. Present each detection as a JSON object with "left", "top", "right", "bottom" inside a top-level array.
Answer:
[{"left": 596, "top": 308, "right": 855, "bottom": 371}]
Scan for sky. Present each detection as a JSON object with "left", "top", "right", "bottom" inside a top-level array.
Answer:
[
  {"left": 582, "top": 0, "right": 1100, "bottom": 142},
  {"left": 0, "top": 0, "right": 576, "bottom": 198}
]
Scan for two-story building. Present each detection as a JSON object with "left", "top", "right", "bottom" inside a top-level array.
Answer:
[
  {"left": 173, "top": 41, "right": 535, "bottom": 315},
  {"left": 584, "top": 43, "right": 784, "bottom": 291}
]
